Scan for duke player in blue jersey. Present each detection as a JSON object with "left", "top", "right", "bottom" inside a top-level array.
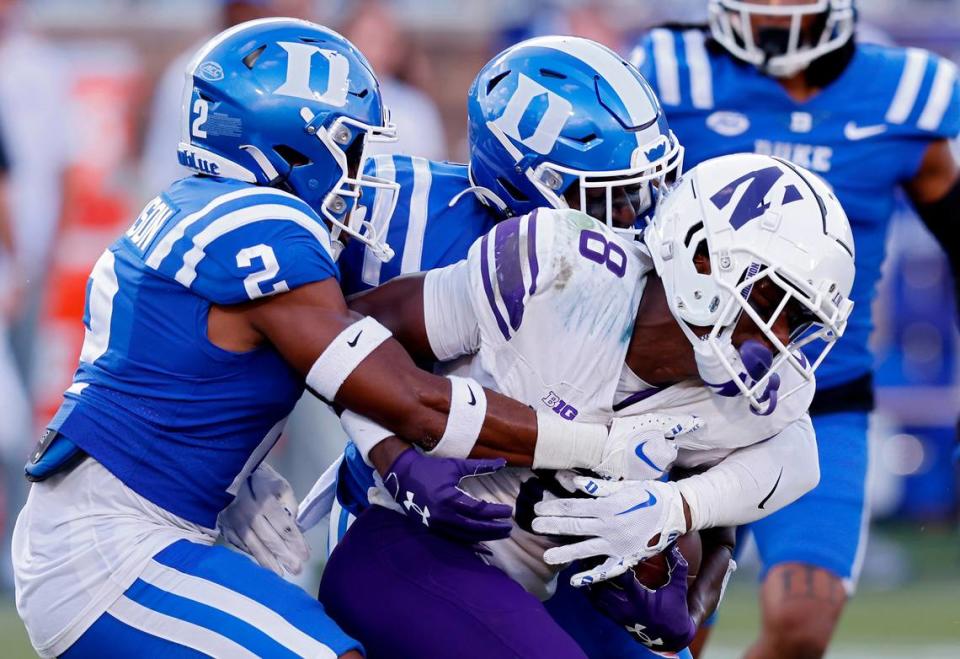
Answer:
[
  {"left": 9, "top": 19, "right": 653, "bottom": 658},
  {"left": 629, "top": 2, "right": 960, "bottom": 656}
]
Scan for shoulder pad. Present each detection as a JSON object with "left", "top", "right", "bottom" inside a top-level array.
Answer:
[
  {"left": 467, "top": 210, "right": 549, "bottom": 341},
  {"left": 145, "top": 184, "right": 338, "bottom": 304}
]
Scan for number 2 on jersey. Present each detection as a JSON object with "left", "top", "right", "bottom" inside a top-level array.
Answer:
[{"left": 237, "top": 244, "right": 290, "bottom": 299}]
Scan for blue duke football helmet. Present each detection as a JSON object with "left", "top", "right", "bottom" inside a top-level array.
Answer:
[
  {"left": 467, "top": 35, "right": 683, "bottom": 235},
  {"left": 178, "top": 18, "right": 399, "bottom": 261}
]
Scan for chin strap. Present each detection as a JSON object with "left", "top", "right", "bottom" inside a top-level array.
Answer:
[{"left": 449, "top": 184, "right": 510, "bottom": 217}]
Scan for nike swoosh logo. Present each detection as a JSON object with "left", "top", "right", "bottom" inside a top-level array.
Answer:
[
  {"left": 844, "top": 122, "right": 887, "bottom": 141},
  {"left": 616, "top": 490, "right": 658, "bottom": 516},
  {"left": 347, "top": 330, "right": 363, "bottom": 348},
  {"left": 634, "top": 441, "right": 662, "bottom": 473},
  {"left": 758, "top": 467, "right": 784, "bottom": 510},
  {"left": 467, "top": 386, "right": 477, "bottom": 406}
]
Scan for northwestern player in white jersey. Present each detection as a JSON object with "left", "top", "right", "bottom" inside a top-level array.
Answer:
[
  {"left": 9, "top": 21, "right": 662, "bottom": 658},
  {"left": 322, "top": 37, "right": 733, "bottom": 657},
  {"left": 629, "top": 2, "right": 960, "bottom": 656},
  {"left": 313, "top": 151, "right": 854, "bottom": 658}
]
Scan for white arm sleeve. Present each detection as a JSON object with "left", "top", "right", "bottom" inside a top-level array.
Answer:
[
  {"left": 423, "top": 259, "right": 481, "bottom": 361},
  {"left": 677, "top": 414, "right": 820, "bottom": 531}
]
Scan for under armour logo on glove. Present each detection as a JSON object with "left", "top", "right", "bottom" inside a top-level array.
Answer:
[
  {"left": 382, "top": 448, "right": 513, "bottom": 542},
  {"left": 403, "top": 490, "right": 431, "bottom": 526},
  {"left": 626, "top": 623, "right": 664, "bottom": 647}
]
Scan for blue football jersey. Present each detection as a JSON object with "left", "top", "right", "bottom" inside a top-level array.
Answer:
[
  {"left": 631, "top": 28, "right": 960, "bottom": 390},
  {"left": 336, "top": 155, "right": 498, "bottom": 511},
  {"left": 339, "top": 154, "right": 497, "bottom": 296},
  {"left": 50, "top": 176, "right": 340, "bottom": 528}
]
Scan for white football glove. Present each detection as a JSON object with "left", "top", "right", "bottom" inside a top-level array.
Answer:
[
  {"left": 218, "top": 463, "right": 310, "bottom": 576},
  {"left": 532, "top": 473, "right": 687, "bottom": 587},
  {"left": 595, "top": 414, "right": 703, "bottom": 481}
]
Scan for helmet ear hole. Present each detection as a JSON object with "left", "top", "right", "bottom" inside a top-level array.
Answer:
[
  {"left": 273, "top": 144, "right": 311, "bottom": 168},
  {"left": 693, "top": 239, "right": 711, "bottom": 275},
  {"left": 497, "top": 176, "right": 529, "bottom": 203}
]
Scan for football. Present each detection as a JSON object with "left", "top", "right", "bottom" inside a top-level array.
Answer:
[{"left": 631, "top": 531, "right": 702, "bottom": 589}]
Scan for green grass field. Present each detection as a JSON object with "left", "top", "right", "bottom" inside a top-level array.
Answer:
[{"left": 2, "top": 527, "right": 956, "bottom": 658}]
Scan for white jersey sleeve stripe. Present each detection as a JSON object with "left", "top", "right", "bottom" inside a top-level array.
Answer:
[
  {"left": 917, "top": 58, "right": 958, "bottom": 131},
  {"left": 139, "top": 560, "right": 338, "bottom": 658},
  {"left": 172, "top": 204, "right": 332, "bottom": 288},
  {"left": 683, "top": 30, "right": 714, "bottom": 110},
  {"left": 886, "top": 48, "right": 929, "bottom": 124},
  {"left": 361, "top": 155, "right": 397, "bottom": 288},
  {"left": 650, "top": 29, "right": 681, "bottom": 106},
  {"left": 146, "top": 187, "right": 297, "bottom": 269},
  {"left": 518, "top": 214, "right": 534, "bottom": 300},
  {"left": 400, "top": 156, "right": 433, "bottom": 274},
  {"left": 79, "top": 250, "right": 119, "bottom": 365},
  {"left": 108, "top": 595, "right": 259, "bottom": 659}
]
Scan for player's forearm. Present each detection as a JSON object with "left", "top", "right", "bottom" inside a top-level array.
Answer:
[
  {"left": 687, "top": 526, "right": 736, "bottom": 627},
  {"left": 676, "top": 415, "right": 819, "bottom": 530},
  {"left": 337, "top": 340, "right": 541, "bottom": 462}
]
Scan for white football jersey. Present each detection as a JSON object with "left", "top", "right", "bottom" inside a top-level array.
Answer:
[{"left": 410, "top": 208, "right": 812, "bottom": 599}]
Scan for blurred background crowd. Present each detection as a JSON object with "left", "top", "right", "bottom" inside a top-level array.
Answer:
[{"left": 0, "top": 1, "right": 956, "bottom": 656}]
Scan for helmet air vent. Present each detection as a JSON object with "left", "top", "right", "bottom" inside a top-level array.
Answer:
[
  {"left": 486, "top": 70, "right": 511, "bottom": 95},
  {"left": 539, "top": 68, "right": 567, "bottom": 80},
  {"left": 569, "top": 132, "right": 598, "bottom": 145},
  {"left": 242, "top": 44, "right": 267, "bottom": 69},
  {"left": 683, "top": 221, "right": 705, "bottom": 249}
]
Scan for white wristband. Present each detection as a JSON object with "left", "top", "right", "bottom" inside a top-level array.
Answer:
[
  {"left": 340, "top": 411, "right": 394, "bottom": 466},
  {"left": 427, "top": 376, "right": 487, "bottom": 459},
  {"left": 306, "top": 316, "right": 392, "bottom": 401},
  {"left": 532, "top": 413, "right": 607, "bottom": 470}
]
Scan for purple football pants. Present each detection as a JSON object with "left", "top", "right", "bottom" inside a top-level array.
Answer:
[{"left": 319, "top": 505, "right": 587, "bottom": 659}]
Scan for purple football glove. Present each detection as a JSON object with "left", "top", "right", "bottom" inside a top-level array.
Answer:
[
  {"left": 381, "top": 448, "right": 514, "bottom": 543},
  {"left": 586, "top": 543, "right": 697, "bottom": 652}
]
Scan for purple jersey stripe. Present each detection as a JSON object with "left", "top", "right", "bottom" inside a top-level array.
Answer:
[
  {"left": 480, "top": 233, "right": 511, "bottom": 340},
  {"left": 612, "top": 387, "right": 663, "bottom": 412},
  {"left": 494, "top": 217, "right": 527, "bottom": 331},
  {"left": 527, "top": 209, "right": 539, "bottom": 295}
]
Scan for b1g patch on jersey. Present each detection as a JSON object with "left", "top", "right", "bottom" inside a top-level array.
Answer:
[{"left": 126, "top": 195, "right": 176, "bottom": 253}]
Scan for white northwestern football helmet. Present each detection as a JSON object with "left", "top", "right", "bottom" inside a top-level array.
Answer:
[
  {"left": 645, "top": 153, "right": 855, "bottom": 409},
  {"left": 708, "top": 0, "right": 856, "bottom": 78}
]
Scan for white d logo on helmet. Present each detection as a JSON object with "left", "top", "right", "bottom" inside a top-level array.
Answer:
[
  {"left": 274, "top": 41, "right": 350, "bottom": 107},
  {"left": 491, "top": 73, "right": 573, "bottom": 155}
]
